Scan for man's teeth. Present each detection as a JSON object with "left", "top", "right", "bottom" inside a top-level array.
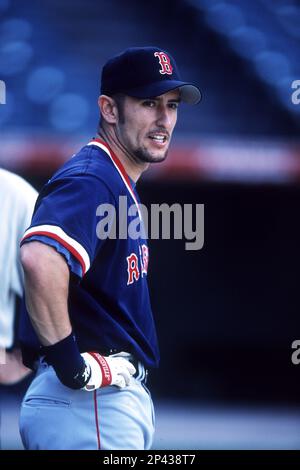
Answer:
[{"left": 150, "top": 135, "right": 166, "bottom": 142}]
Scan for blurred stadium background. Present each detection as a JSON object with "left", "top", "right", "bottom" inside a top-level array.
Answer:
[{"left": 1, "top": 0, "right": 300, "bottom": 449}]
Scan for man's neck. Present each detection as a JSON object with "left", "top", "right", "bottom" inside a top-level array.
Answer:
[{"left": 97, "top": 129, "right": 149, "bottom": 183}]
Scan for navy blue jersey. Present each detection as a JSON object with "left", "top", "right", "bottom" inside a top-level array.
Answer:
[{"left": 20, "top": 139, "right": 159, "bottom": 368}]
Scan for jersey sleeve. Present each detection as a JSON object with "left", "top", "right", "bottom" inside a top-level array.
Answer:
[{"left": 20, "top": 175, "right": 116, "bottom": 278}]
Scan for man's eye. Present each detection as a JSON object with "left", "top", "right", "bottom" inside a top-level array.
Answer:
[
  {"left": 169, "top": 102, "right": 179, "bottom": 110},
  {"left": 143, "top": 100, "right": 155, "bottom": 107}
]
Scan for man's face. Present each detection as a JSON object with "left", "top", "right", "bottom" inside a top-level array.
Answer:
[{"left": 115, "top": 89, "right": 180, "bottom": 164}]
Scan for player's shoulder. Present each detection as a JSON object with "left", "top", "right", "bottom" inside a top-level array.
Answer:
[{"left": 51, "top": 143, "right": 122, "bottom": 191}]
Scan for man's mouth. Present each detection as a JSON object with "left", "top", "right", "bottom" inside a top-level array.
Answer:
[{"left": 148, "top": 133, "right": 168, "bottom": 145}]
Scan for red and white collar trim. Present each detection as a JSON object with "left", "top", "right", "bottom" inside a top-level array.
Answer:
[{"left": 87, "top": 138, "right": 142, "bottom": 219}]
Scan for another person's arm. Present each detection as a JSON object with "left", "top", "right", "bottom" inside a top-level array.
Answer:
[{"left": 0, "top": 171, "right": 37, "bottom": 385}]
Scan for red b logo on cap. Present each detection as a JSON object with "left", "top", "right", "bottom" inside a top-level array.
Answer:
[{"left": 154, "top": 52, "right": 173, "bottom": 75}]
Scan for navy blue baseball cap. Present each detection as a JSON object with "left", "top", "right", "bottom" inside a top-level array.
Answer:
[{"left": 101, "top": 46, "right": 201, "bottom": 105}]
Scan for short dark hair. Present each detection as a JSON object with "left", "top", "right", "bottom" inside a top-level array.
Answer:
[{"left": 112, "top": 93, "right": 126, "bottom": 124}]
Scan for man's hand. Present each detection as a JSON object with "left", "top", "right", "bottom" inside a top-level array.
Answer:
[
  {"left": 43, "top": 334, "right": 136, "bottom": 391},
  {"left": 81, "top": 352, "right": 136, "bottom": 391}
]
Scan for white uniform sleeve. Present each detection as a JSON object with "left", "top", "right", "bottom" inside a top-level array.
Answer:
[{"left": 0, "top": 170, "right": 38, "bottom": 348}]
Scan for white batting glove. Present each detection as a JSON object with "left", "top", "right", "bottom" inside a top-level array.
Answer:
[{"left": 80, "top": 352, "right": 136, "bottom": 391}]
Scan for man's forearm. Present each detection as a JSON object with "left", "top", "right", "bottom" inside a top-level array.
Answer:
[
  {"left": 21, "top": 241, "right": 72, "bottom": 346},
  {"left": 21, "top": 242, "right": 90, "bottom": 389}
]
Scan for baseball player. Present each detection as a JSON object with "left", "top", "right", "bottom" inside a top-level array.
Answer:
[
  {"left": 19, "top": 46, "right": 201, "bottom": 450},
  {"left": 0, "top": 169, "right": 37, "bottom": 385}
]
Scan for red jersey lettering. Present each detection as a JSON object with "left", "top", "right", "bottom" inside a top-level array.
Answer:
[
  {"left": 127, "top": 253, "right": 140, "bottom": 285},
  {"left": 140, "top": 244, "right": 149, "bottom": 276}
]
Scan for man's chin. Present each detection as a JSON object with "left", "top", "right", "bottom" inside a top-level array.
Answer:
[
  {"left": 148, "top": 154, "right": 168, "bottom": 163},
  {"left": 134, "top": 148, "right": 169, "bottom": 164}
]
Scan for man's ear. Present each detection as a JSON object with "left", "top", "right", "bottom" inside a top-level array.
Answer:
[{"left": 98, "top": 95, "right": 118, "bottom": 124}]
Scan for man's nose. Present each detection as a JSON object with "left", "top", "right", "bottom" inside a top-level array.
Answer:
[{"left": 156, "top": 107, "right": 171, "bottom": 128}]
